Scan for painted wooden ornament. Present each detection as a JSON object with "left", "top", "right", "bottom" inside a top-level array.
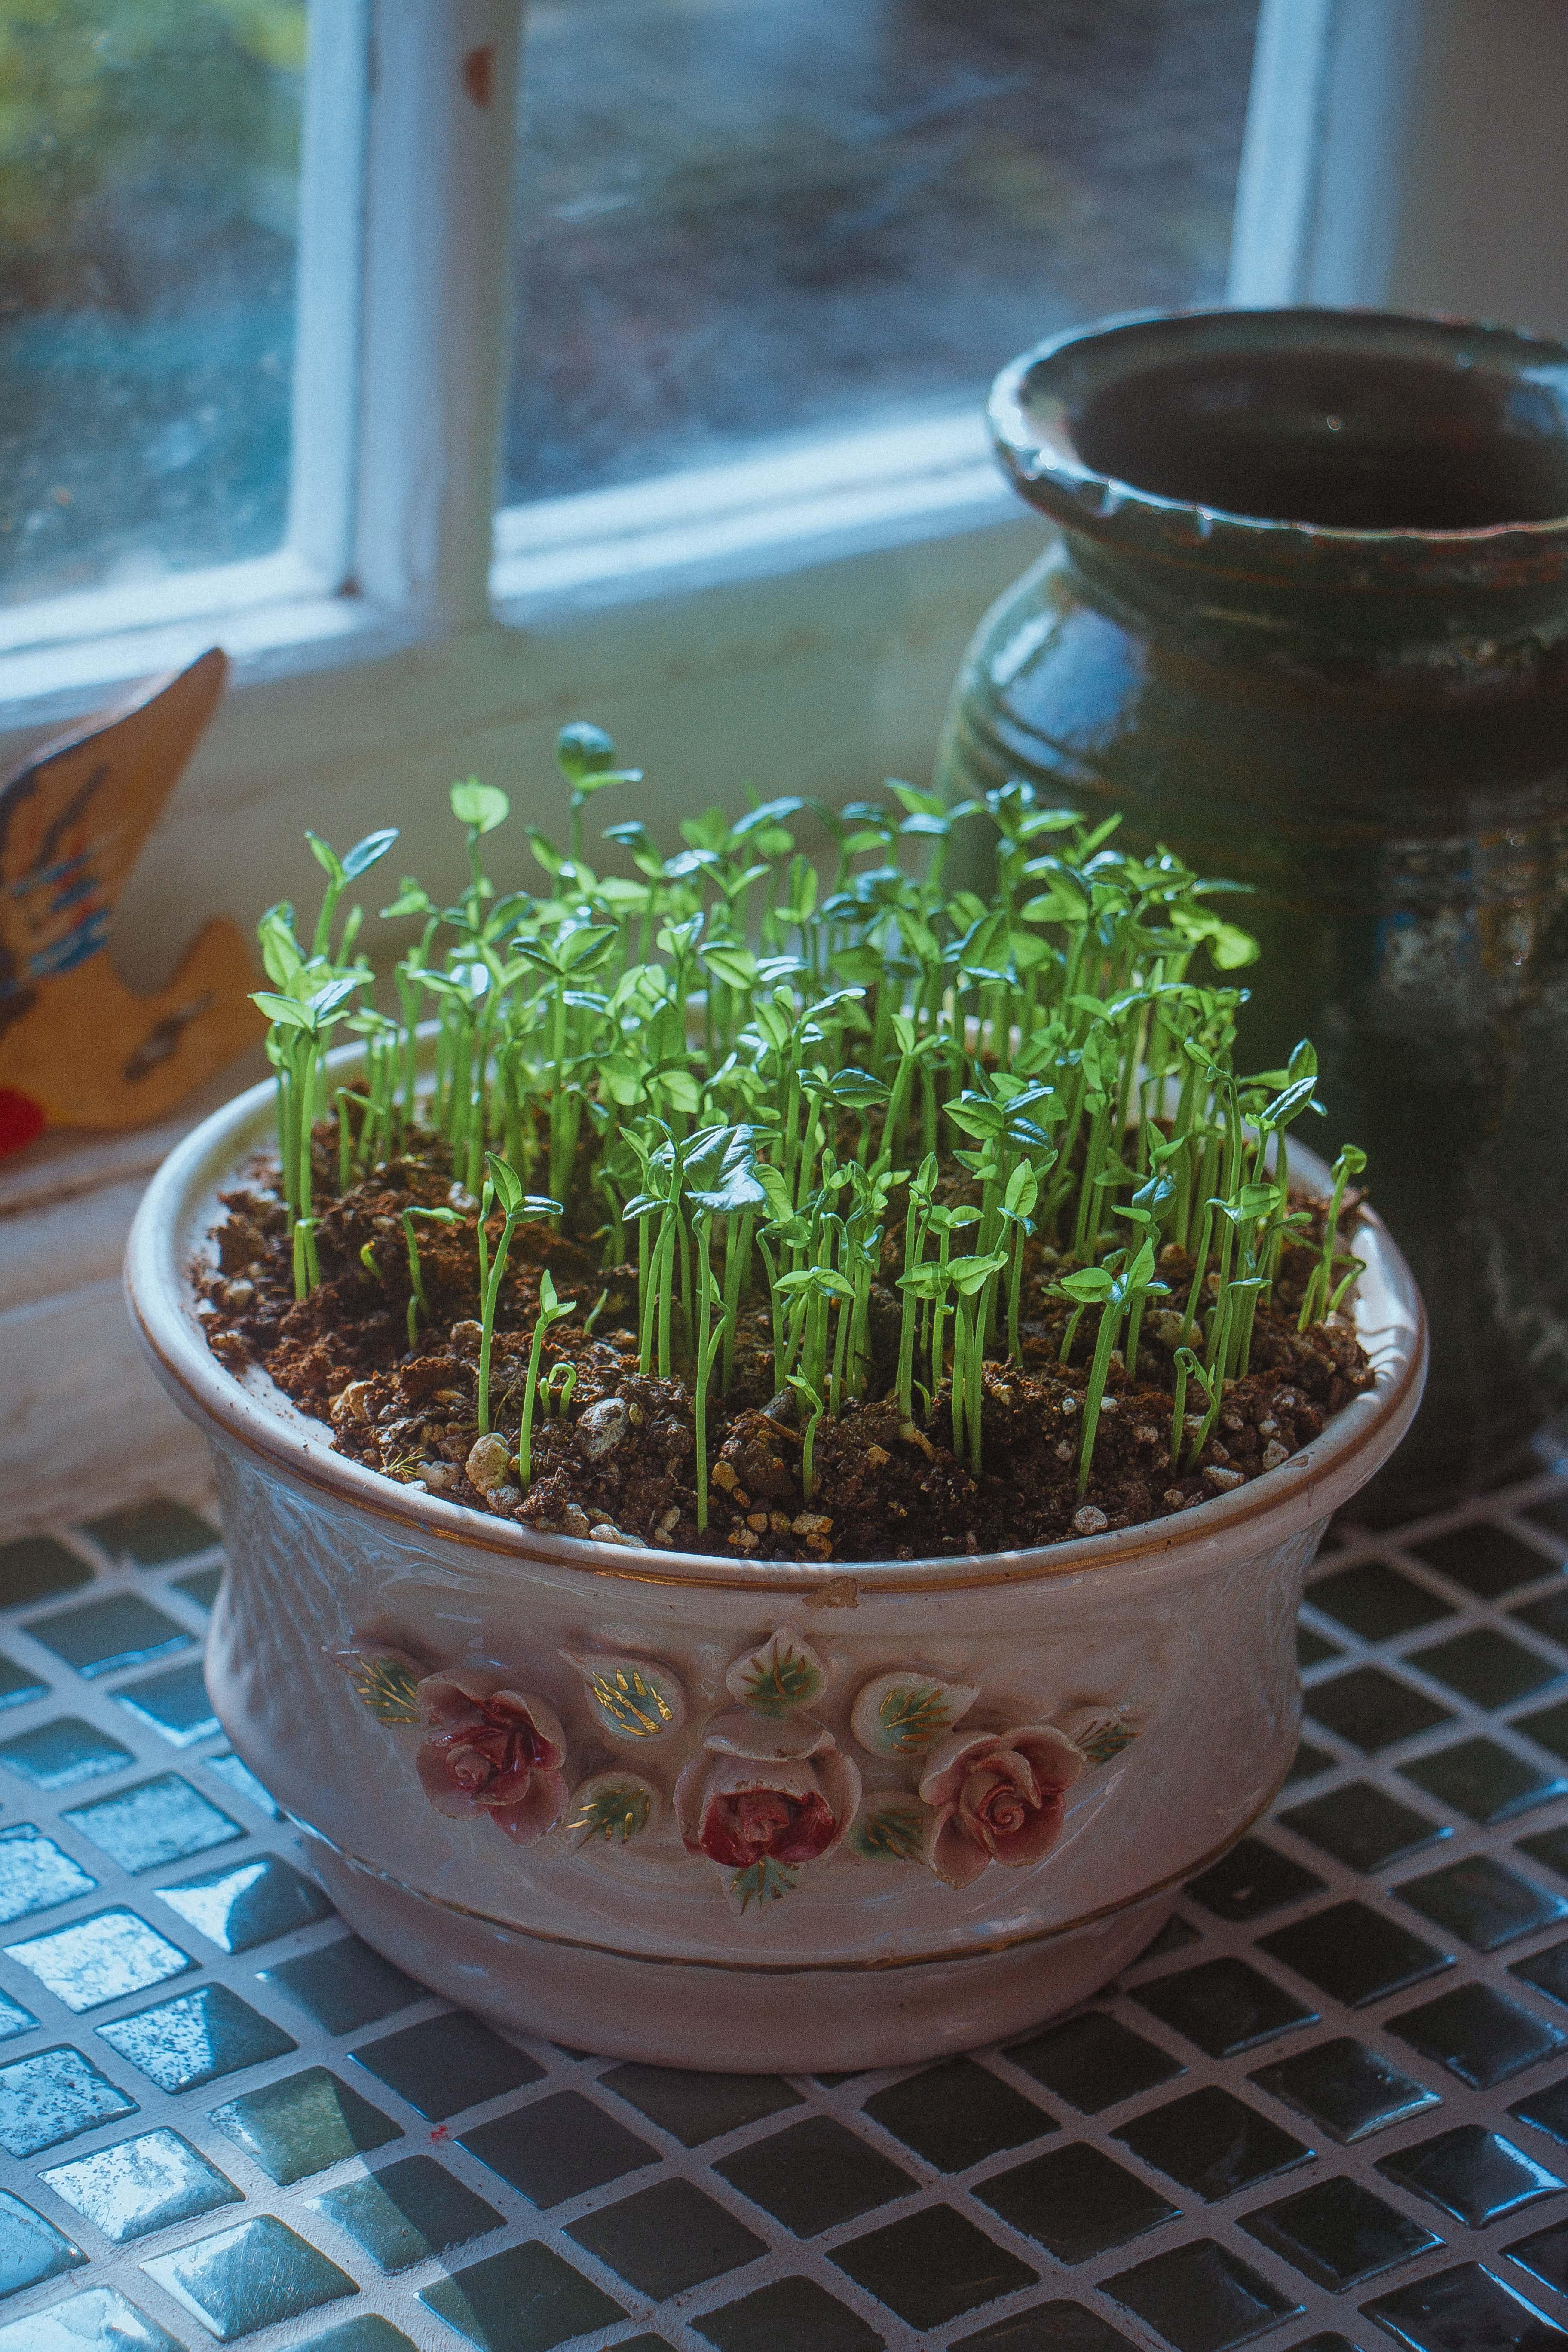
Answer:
[{"left": 0, "top": 646, "right": 263, "bottom": 1153}]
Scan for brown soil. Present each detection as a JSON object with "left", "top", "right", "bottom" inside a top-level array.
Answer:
[{"left": 198, "top": 1127, "right": 1375, "bottom": 1564}]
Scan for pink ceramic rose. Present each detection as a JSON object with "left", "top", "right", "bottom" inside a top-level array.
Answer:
[
  {"left": 415, "top": 1668, "right": 569, "bottom": 1847},
  {"left": 675, "top": 1712, "right": 861, "bottom": 1877},
  {"left": 918, "top": 1721, "right": 1085, "bottom": 1889}
]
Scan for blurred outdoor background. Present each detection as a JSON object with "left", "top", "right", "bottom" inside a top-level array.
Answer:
[{"left": 0, "top": 0, "right": 1259, "bottom": 608}]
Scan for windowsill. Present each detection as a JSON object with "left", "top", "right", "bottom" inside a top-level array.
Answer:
[{"left": 0, "top": 410, "right": 1019, "bottom": 735}]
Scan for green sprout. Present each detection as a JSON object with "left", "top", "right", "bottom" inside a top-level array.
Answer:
[
  {"left": 244, "top": 732, "right": 1366, "bottom": 1540},
  {"left": 517, "top": 1268, "right": 578, "bottom": 1490}
]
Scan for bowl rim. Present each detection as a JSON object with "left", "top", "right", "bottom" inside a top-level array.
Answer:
[
  {"left": 126, "top": 1057, "right": 1427, "bottom": 1597},
  {"left": 988, "top": 303, "right": 1568, "bottom": 556}
]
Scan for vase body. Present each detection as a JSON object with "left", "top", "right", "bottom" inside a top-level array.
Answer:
[
  {"left": 126, "top": 1063, "right": 1423, "bottom": 2072},
  {"left": 938, "top": 308, "right": 1568, "bottom": 1513}
]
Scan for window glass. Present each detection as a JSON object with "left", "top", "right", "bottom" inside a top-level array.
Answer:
[
  {"left": 505, "top": 0, "right": 1259, "bottom": 507},
  {"left": 0, "top": 0, "right": 306, "bottom": 608}
]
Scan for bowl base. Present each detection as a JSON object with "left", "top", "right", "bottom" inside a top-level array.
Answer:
[{"left": 305, "top": 1838, "right": 1175, "bottom": 2073}]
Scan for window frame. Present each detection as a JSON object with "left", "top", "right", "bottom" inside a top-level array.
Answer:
[{"left": 4, "top": 0, "right": 1565, "bottom": 758}]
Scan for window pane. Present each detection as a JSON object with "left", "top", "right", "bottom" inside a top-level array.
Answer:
[
  {"left": 505, "top": 0, "right": 1259, "bottom": 506},
  {"left": 0, "top": 0, "right": 306, "bottom": 608}
]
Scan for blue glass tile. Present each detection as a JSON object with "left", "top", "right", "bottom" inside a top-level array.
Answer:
[
  {"left": 24, "top": 1594, "right": 191, "bottom": 1680},
  {"left": 114, "top": 1663, "right": 219, "bottom": 1748},
  {"left": 1104, "top": 2238, "right": 1303, "bottom": 2352},
  {"left": 0, "top": 1534, "right": 91, "bottom": 1608},
  {"left": 1112, "top": 2086, "right": 1311, "bottom": 2202},
  {"left": 951, "top": 2307, "right": 1139, "bottom": 2352},
  {"left": 351, "top": 2012, "right": 543, "bottom": 2120},
  {"left": 698, "top": 2275, "right": 885, "bottom": 2351},
  {"left": 83, "top": 1501, "right": 218, "bottom": 1567},
  {"left": 1505, "top": 2218, "right": 1568, "bottom": 2298},
  {"left": 65, "top": 1773, "right": 243, "bottom": 1874},
  {"left": 0, "top": 1824, "right": 95, "bottom": 1923},
  {"left": 1396, "top": 1855, "right": 1568, "bottom": 1952},
  {"left": 976, "top": 2143, "right": 1178, "bottom": 2264},
  {"left": 0, "top": 1718, "right": 132, "bottom": 1792},
  {"left": 297, "top": 2323, "right": 419, "bottom": 2352},
  {"left": 601, "top": 2062, "right": 802, "bottom": 2148},
  {"left": 0, "top": 1654, "right": 47, "bottom": 1712},
  {"left": 142, "top": 2213, "right": 357, "bottom": 2339},
  {"left": 201, "top": 1749, "right": 282, "bottom": 1819},
  {"left": 1508, "top": 2074, "right": 1568, "bottom": 2149},
  {"left": 176, "top": 1566, "right": 224, "bottom": 1613},
  {"left": 461, "top": 2090, "right": 660, "bottom": 2210},
  {"left": 1258, "top": 1900, "right": 1452, "bottom": 2006},
  {"left": 153, "top": 1855, "right": 333, "bottom": 1953},
  {"left": 1362, "top": 2261, "right": 1567, "bottom": 2351},
  {"left": 5, "top": 1908, "right": 192, "bottom": 2012},
  {"left": 98, "top": 1983, "right": 297, "bottom": 2094},
  {"left": 1186, "top": 1837, "right": 1326, "bottom": 1923},
  {"left": 1250, "top": 2040, "right": 1442, "bottom": 2145},
  {"left": 0, "top": 2287, "right": 183, "bottom": 2351},
  {"left": 1309, "top": 1561, "right": 1454, "bottom": 1641},
  {"left": 0, "top": 2186, "right": 84, "bottom": 2299},
  {"left": 1388, "top": 1982, "right": 1568, "bottom": 2090},
  {"left": 43, "top": 2125, "right": 241, "bottom": 2242},
  {"left": 0, "top": 2046, "right": 136, "bottom": 2157},
  {"left": 210, "top": 2067, "right": 401, "bottom": 2184},
  {"left": 1408, "top": 1524, "right": 1554, "bottom": 1600},
  {"left": 829, "top": 2205, "right": 1038, "bottom": 2332},
  {"left": 1513, "top": 1942, "right": 1568, "bottom": 2014},
  {"left": 420, "top": 2242, "right": 625, "bottom": 2349},
  {"left": 1402, "top": 1738, "right": 1568, "bottom": 1827},
  {"left": 1306, "top": 1668, "right": 1453, "bottom": 1751},
  {"left": 1280, "top": 1782, "right": 1448, "bottom": 1874},
  {"left": 311, "top": 2154, "right": 501, "bottom": 2272},
  {"left": 1376, "top": 2125, "right": 1564, "bottom": 2228},
  {"left": 0, "top": 1994, "right": 35, "bottom": 2044},
  {"left": 258, "top": 1937, "right": 425, "bottom": 2037},
  {"left": 1239, "top": 2176, "right": 1441, "bottom": 2292},
  {"left": 864, "top": 2057, "right": 1052, "bottom": 2171},
  {"left": 1007, "top": 2011, "right": 1183, "bottom": 2113},
  {"left": 567, "top": 2177, "right": 768, "bottom": 2298},
  {"left": 1131, "top": 1957, "right": 1317, "bottom": 2058}
]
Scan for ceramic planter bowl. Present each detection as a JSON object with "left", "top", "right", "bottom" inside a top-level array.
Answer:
[{"left": 126, "top": 1071, "right": 1425, "bottom": 2071}]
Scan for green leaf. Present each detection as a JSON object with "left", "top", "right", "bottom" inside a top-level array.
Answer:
[
  {"left": 343, "top": 827, "right": 400, "bottom": 879},
  {"left": 251, "top": 989, "right": 313, "bottom": 1030},
  {"left": 451, "top": 778, "right": 510, "bottom": 833},
  {"left": 567, "top": 1779, "right": 652, "bottom": 1843},
  {"left": 343, "top": 1654, "right": 422, "bottom": 1725},
  {"left": 851, "top": 1803, "right": 925, "bottom": 1864},
  {"left": 730, "top": 1859, "right": 797, "bottom": 1910},
  {"left": 485, "top": 1152, "right": 524, "bottom": 1216},
  {"left": 306, "top": 830, "right": 344, "bottom": 885}
]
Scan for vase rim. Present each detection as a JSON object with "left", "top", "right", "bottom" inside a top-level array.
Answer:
[
  {"left": 990, "top": 306, "right": 1568, "bottom": 578},
  {"left": 125, "top": 1046, "right": 1427, "bottom": 1599}
]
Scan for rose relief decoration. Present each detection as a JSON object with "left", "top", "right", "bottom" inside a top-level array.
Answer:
[
  {"left": 330, "top": 1627, "right": 1145, "bottom": 1907},
  {"left": 415, "top": 1669, "right": 570, "bottom": 1847}
]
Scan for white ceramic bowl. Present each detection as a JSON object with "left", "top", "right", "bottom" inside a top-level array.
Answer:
[{"left": 126, "top": 1071, "right": 1425, "bottom": 2070}]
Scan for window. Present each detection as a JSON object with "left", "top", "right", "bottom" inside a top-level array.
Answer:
[
  {"left": 0, "top": 2, "right": 307, "bottom": 609},
  {"left": 505, "top": 0, "right": 1259, "bottom": 509}
]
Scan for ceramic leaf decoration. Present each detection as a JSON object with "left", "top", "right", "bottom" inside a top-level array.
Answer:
[
  {"left": 563, "top": 1650, "right": 685, "bottom": 1742},
  {"left": 330, "top": 1646, "right": 425, "bottom": 1726},
  {"left": 566, "top": 1771, "right": 661, "bottom": 1849},
  {"left": 850, "top": 1798, "right": 926, "bottom": 1863},
  {"left": 724, "top": 1627, "right": 826, "bottom": 1718},
  {"left": 1056, "top": 1703, "right": 1144, "bottom": 1766},
  {"left": 851, "top": 1669, "right": 979, "bottom": 1759},
  {"left": 677, "top": 1710, "right": 861, "bottom": 1912}
]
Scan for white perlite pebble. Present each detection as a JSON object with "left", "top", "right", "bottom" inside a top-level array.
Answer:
[
  {"left": 1262, "top": 1439, "right": 1290, "bottom": 1471},
  {"left": 1204, "top": 1464, "right": 1246, "bottom": 1491},
  {"left": 1072, "top": 1504, "right": 1109, "bottom": 1536},
  {"left": 466, "top": 1433, "right": 513, "bottom": 1493},
  {"left": 577, "top": 1397, "right": 629, "bottom": 1458}
]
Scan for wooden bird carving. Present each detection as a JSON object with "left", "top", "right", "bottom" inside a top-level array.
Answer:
[{"left": 0, "top": 647, "right": 264, "bottom": 1153}]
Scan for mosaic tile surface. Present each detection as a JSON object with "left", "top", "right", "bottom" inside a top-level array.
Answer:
[{"left": 6, "top": 1462, "right": 1568, "bottom": 2346}]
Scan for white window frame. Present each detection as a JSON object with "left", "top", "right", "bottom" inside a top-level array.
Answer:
[{"left": 3, "top": 0, "right": 1567, "bottom": 787}]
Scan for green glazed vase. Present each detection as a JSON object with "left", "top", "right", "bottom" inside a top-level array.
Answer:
[{"left": 937, "top": 307, "right": 1568, "bottom": 1512}]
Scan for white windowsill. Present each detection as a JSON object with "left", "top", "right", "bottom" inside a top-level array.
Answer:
[{"left": 0, "top": 409, "right": 1017, "bottom": 736}]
